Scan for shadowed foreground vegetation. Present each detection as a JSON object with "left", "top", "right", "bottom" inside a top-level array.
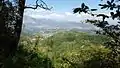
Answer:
[{"left": 7, "top": 31, "right": 113, "bottom": 68}]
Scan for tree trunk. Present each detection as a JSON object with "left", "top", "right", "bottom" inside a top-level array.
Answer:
[
  {"left": 13, "top": 0, "right": 26, "bottom": 55},
  {"left": 0, "top": 0, "right": 26, "bottom": 67}
]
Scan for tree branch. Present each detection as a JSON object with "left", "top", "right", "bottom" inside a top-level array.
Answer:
[{"left": 24, "top": 0, "right": 52, "bottom": 10}]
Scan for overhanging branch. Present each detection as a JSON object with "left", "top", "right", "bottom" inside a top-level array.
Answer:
[{"left": 24, "top": 0, "right": 52, "bottom": 10}]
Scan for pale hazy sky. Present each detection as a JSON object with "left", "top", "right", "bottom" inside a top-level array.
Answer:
[
  {"left": 26, "top": 0, "right": 100, "bottom": 12},
  {"left": 24, "top": 0, "right": 117, "bottom": 24}
]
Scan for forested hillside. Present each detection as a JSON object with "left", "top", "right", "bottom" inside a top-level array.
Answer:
[{"left": 12, "top": 31, "right": 110, "bottom": 68}]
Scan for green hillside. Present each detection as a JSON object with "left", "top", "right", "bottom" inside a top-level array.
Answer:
[{"left": 13, "top": 31, "right": 110, "bottom": 68}]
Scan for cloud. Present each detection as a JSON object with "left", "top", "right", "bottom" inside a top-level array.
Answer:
[
  {"left": 24, "top": 8, "right": 93, "bottom": 22},
  {"left": 24, "top": 8, "right": 118, "bottom": 24}
]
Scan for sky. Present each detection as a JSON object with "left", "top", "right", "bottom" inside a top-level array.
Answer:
[
  {"left": 26, "top": 0, "right": 100, "bottom": 12},
  {"left": 24, "top": 0, "right": 117, "bottom": 24}
]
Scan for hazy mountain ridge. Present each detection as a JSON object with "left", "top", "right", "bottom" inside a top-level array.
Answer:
[{"left": 23, "top": 15, "right": 97, "bottom": 34}]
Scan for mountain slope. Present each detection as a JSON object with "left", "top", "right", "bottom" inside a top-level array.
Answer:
[{"left": 23, "top": 15, "right": 97, "bottom": 33}]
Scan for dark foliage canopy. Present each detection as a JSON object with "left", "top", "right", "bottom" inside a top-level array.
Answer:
[
  {"left": 0, "top": 0, "right": 51, "bottom": 67},
  {"left": 74, "top": 0, "right": 120, "bottom": 68}
]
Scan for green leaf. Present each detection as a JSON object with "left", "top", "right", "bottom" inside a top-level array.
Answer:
[
  {"left": 73, "top": 8, "right": 81, "bottom": 13},
  {"left": 118, "top": 22, "right": 120, "bottom": 24},
  {"left": 107, "top": 1, "right": 111, "bottom": 5},
  {"left": 91, "top": 9, "right": 97, "bottom": 11},
  {"left": 85, "top": 6, "right": 89, "bottom": 9},
  {"left": 97, "top": 14, "right": 109, "bottom": 18},
  {"left": 101, "top": 6, "right": 107, "bottom": 9},
  {"left": 81, "top": 3, "right": 85, "bottom": 9},
  {"left": 110, "top": 7, "right": 113, "bottom": 10},
  {"left": 110, "top": 12, "right": 114, "bottom": 16},
  {"left": 99, "top": 4, "right": 104, "bottom": 6}
]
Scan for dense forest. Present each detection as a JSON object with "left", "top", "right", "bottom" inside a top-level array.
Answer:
[{"left": 16, "top": 31, "right": 109, "bottom": 68}]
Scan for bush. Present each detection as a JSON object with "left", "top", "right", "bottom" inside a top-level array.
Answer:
[{"left": 8, "top": 35, "right": 53, "bottom": 68}]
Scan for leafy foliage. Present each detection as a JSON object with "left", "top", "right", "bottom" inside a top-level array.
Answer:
[
  {"left": 73, "top": 0, "right": 120, "bottom": 67},
  {"left": 1, "top": 31, "right": 109, "bottom": 68},
  {"left": 0, "top": 0, "right": 51, "bottom": 67},
  {"left": 15, "top": 31, "right": 110, "bottom": 68}
]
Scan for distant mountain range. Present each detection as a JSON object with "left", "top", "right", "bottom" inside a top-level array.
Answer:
[{"left": 22, "top": 15, "right": 98, "bottom": 34}]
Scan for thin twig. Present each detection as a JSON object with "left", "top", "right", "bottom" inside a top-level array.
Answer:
[{"left": 24, "top": 0, "right": 52, "bottom": 10}]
